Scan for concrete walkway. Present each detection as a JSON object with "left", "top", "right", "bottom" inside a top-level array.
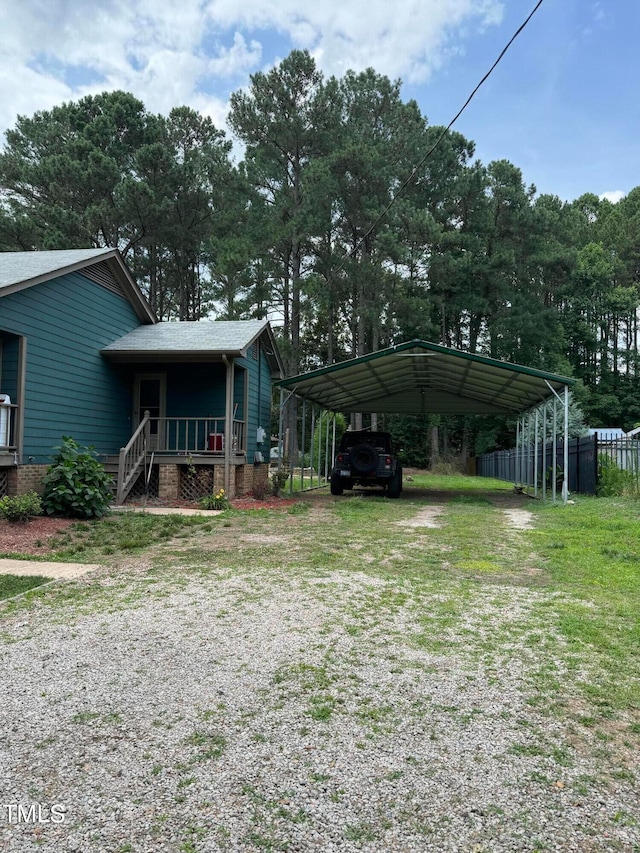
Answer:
[
  {"left": 0, "top": 559, "right": 101, "bottom": 579},
  {"left": 112, "top": 506, "right": 222, "bottom": 516}
]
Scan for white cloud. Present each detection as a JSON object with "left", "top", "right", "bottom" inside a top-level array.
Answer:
[
  {"left": 599, "top": 190, "right": 626, "bottom": 204},
  {"left": 0, "top": 0, "right": 504, "bottom": 137},
  {"left": 205, "top": 0, "right": 504, "bottom": 83}
]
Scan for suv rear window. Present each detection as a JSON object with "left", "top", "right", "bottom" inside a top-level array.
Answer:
[{"left": 340, "top": 433, "right": 391, "bottom": 453}]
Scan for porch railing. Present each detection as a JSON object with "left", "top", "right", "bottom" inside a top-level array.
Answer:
[
  {"left": 149, "top": 417, "right": 246, "bottom": 455},
  {"left": 117, "top": 411, "right": 150, "bottom": 504},
  {"left": 0, "top": 403, "right": 18, "bottom": 451},
  {"left": 116, "top": 414, "right": 246, "bottom": 504}
]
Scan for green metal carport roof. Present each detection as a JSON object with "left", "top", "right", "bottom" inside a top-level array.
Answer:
[{"left": 278, "top": 340, "right": 575, "bottom": 415}]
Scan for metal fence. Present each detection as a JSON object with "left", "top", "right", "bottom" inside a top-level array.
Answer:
[
  {"left": 477, "top": 435, "right": 599, "bottom": 496},
  {"left": 597, "top": 437, "right": 640, "bottom": 477}
]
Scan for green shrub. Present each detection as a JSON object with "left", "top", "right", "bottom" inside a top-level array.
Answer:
[
  {"left": 42, "top": 436, "right": 113, "bottom": 518},
  {"left": 0, "top": 492, "right": 42, "bottom": 522},
  {"left": 270, "top": 471, "right": 290, "bottom": 497},
  {"left": 198, "top": 488, "right": 230, "bottom": 511},
  {"left": 597, "top": 454, "right": 636, "bottom": 497}
]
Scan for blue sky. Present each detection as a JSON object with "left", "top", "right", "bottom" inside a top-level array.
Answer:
[{"left": 0, "top": 1, "right": 635, "bottom": 202}]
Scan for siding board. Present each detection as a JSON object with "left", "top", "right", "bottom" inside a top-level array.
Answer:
[{"left": 0, "top": 271, "right": 141, "bottom": 461}]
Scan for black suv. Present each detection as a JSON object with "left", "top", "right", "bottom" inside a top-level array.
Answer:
[{"left": 330, "top": 431, "right": 403, "bottom": 498}]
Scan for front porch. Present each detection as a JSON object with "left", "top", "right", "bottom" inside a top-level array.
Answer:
[
  {"left": 114, "top": 413, "right": 252, "bottom": 504},
  {"left": 115, "top": 458, "right": 267, "bottom": 504}
]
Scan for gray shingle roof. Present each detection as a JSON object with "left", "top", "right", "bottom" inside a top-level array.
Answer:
[
  {"left": 103, "top": 320, "right": 269, "bottom": 354},
  {"left": 0, "top": 248, "right": 113, "bottom": 290}
]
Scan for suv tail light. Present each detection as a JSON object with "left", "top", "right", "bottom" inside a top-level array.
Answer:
[
  {"left": 337, "top": 453, "right": 344, "bottom": 464},
  {"left": 385, "top": 456, "right": 392, "bottom": 465}
]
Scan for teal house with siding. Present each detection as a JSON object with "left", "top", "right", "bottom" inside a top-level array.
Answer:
[{"left": 0, "top": 248, "right": 283, "bottom": 503}]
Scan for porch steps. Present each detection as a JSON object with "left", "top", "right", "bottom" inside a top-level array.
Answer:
[
  {"left": 101, "top": 454, "right": 154, "bottom": 504},
  {"left": 100, "top": 456, "right": 120, "bottom": 497}
]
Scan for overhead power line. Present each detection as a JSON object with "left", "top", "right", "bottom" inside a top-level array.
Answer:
[{"left": 347, "top": 0, "right": 546, "bottom": 264}]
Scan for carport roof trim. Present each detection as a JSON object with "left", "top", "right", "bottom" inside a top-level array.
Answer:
[{"left": 278, "top": 339, "right": 575, "bottom": 415}]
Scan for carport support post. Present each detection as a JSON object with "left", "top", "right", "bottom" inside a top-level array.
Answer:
[
  {"left": 331, "top": 415, "right": 337, "bottom": 478},
  {"left": 310, "top": 406, "right": 316, "bottom": 488},
  {"left": 520, "top": 415, "right": 527, "bottom": 487},
  {"left": 552, "top": 397, "right": 557, "bottom": 503},
  {"left": 300, "top": 399, "right": 307, "bottom": 492},
  {"left": 542, "top": 402, "right": 547, "bottom": 501},
  {"left": 563, "top": 385, "right": 569, "bottom": 504},
  {"left": 520, "top": 415, "right": 525, "bottom": 487},
  {"left": 529, "top": 410, "right": 534, "bottom": 489},
  {"left": 545, "top": 381, "right": 568, "bottom": 505},
  {"left": 324, "top": 411, "right": 330, "bottom": 482},
  {"left": 533, "top": 409, "right": 540, "bottom": 498},
  {"left": 516, "top": 417, "right": 521, "bottom": 486},
  {"left": 277, "top": 388, "right": 286, "bottom": 474},
  {"left": 317, "top": 408, "right": 323, "bottom": 487}
]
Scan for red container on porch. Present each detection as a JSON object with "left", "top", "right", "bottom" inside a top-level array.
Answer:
[{"left": 208, "top": 433, "right": 223, "bottom": 452}]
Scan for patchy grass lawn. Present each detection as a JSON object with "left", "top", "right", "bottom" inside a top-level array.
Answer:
[
  {"left": 1, "top": 511, "right": 217, "bottom": 562},
  {"left": 0, "top": 573, "right": 52, "bottom": 601},
  {"left": 12, "top": 476, "right": 636, "bottom": 719},
  {"left": 1, "top": 477, "right": 640, "bottom": 850}
]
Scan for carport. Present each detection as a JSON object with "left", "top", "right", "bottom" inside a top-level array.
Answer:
[{"left": 277, "top": 340, "right": 575, "bottom": 503}]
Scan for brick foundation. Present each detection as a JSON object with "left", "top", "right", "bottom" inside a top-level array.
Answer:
[
  {"left": 7, "top": 465, "right": 48, "bottom": 496},
  {"left": 4, "top": 461, "right": 268, "bottom": 504},
  {"left": 235, "top": 465, "right": 250, "bottom": 495},
  {"left": 158, "top": 464, "right": 180, "bottom": 503},
  {"left": 235, "top": 463, "right": 269, "bottom": 497},
  {"left": 153, "top": 462, "right": 265, "bottom": 503}
]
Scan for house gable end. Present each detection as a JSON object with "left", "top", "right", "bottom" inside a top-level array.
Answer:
[{"left": 0, "top": 249, "right": 155, "bottom": 324}]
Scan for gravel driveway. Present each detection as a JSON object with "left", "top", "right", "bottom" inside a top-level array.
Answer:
[{"left": 1, "top": 548, "right": 638, "bottom": 853}]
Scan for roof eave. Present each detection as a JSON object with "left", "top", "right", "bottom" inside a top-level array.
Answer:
[
  {"left": 101, "top": 349, "right": 244, "bottom": 362},
  {"left": 105, "top": 253, "right": 156, "bottom": 324}
]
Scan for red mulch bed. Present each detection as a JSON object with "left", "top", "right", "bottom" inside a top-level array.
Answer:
[{"left": 0, "top": 517, "right": 78, "bottom": 556}]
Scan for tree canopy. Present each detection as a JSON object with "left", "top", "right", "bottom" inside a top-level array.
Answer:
[{"left": 1, "top": 51, "right": 638, "bottom": 455}]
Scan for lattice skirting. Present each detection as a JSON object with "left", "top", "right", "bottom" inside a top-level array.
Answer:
[
  {"left": 0, "top": 469, "right": 7, "bottom": 497},
  {"left": 127, "top": 467, "right": 159, "bottom": 499},
  {"left": 180, "top": 467, "right": 216, "bottom": 501}
]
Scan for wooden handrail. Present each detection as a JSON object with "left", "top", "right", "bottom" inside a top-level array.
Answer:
[{"left": 116, "top": 410, "right": 150, "bottom": 504}]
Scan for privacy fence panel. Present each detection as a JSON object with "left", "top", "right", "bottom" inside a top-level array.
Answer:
[{"left": 477, "top": 435, "right": 598, "bottom": 496}]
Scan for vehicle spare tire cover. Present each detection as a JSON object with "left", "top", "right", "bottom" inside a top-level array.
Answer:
[{"left": 349, "top": 443, "right": 378, "bottom": 475}]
